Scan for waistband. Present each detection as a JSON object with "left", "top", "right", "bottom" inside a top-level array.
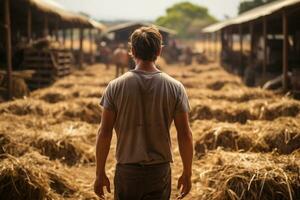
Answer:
[{"left": 117, "top": 162, "right": 170, "bottom": 168}]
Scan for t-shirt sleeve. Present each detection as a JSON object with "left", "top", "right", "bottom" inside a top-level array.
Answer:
[
  {"left": 100, "top": 83, "right": 116, "bottom": 111},
  {"left": 175, "top": 83, "right": 190, "bottom": 114}
]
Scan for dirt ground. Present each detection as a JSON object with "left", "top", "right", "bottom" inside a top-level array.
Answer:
[{"left": 0, "top": 61, "right": 300, "bottom": 200}]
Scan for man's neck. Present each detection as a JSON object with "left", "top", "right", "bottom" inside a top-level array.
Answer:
[{"left": 135, "top": 60, "right": 159, "bottom": 72}]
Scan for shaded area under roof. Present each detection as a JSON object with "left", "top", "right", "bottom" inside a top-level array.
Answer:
[{"left": 202, "top": 0, "right": 300, "bottom": 33}]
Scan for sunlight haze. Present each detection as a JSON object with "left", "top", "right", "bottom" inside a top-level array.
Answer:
[{"left": 53, "top": 0, "right": 241, "bottom": 21}]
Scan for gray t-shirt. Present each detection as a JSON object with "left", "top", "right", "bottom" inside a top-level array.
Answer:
[{"left": 100, "top": 69, "right": 190, "bottom": 164}]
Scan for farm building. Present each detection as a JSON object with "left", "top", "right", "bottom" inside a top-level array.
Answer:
[
  {"left": 103, "top": 22, "right": 176, "bottom": 47},
  {"left": 201, "top": 0, "right": 300, "bottom": 96},
  {"left": 0, "top": 0, "right": 105, "bottom": 100}
]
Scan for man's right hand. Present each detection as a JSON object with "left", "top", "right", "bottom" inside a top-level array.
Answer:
[
  {"left": 177, "top": 171, "right": 192, "bottom": 199},
  {"left": 94, "top": 174, "right": 111, "bottom": 199}
]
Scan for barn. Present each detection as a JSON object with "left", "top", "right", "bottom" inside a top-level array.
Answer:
[{"left": 201, "top": 0, "right": 300, "bottom": 96}]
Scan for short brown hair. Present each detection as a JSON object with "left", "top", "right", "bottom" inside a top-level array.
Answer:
[{"left": 129, "top": 26, "right": 162, "bottom": 61}]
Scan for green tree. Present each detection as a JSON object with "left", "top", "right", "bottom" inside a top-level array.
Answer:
[
  {"left": 155, "top": 2, "right": 217, "bottom": 38},
  {"left": 239, "top": 0, "right": 277, "bottom": 14}
]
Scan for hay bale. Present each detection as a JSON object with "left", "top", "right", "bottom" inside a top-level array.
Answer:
[
  {"left": 59, "top": 99, "right": 102, "bottom": 124},
  {"left": 190, "top": 104, "right": 255, "bottom": 124},
  {"left": 0, "top": 99, "right": 49, "bottom": 116},
  {"left": 193, "top": 117, "right": 300, "bottom": 156},
  {"left": 258, "top": 118, "right": 300, "bottom": 154},
  {"left": 39, "top": 92, "right": 67, "bottom": 103},
  {"left": 0, "top": 153, "right": 62, "bottom": 200},
  {"left": 0, "top": 133, "right": 29, "bottom": 158},
  {"left": 0, "top": 152, "right": 95, "bottom": 200},
  {"left": 194, "top": 127, "right": 254, "bottom": 157},
  {"left": 195, "top": 150, "right": 300, "bottom": 200},
  {"left": 31, "top": 137, "right": 94, "bottom": 166},
  {"left": 260, "top": 101, "right": 300, "bottom": 120}
]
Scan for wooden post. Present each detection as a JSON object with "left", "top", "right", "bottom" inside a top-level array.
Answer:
[
  {"left": 43, "top": 14, "right": 49, "bottom": 37},
  {"left": 89, "top": 28, "right": 94, "bottom": 64},
  {"left": 263, "top": 16, "right": 267, "bottom": 78},
  {"left": 4, "top": 0, "right": 12, "bottom": 99},
  {"left": 249, "top": 22, "right": 254, "bottom": 64},
  {"left": 239, "top": 24, "right": 243, "bottom": 68},
  {"left": 214, "top": 31, "right": 218, "bottom": 61},
  {"left": 55, "top": 20, "right": 59, "bottom": 42},
  {"left": 79, "top": 28, "right": 84, "bottom": 68},
  {"left": 70, "top": 28, "right": 74, "bottom": 51},
  {"left": 282, "top": 10, "right": 289, "bottom": 90},
  {"left": 27, "top": 6, "right": 32, "bottom": 43},
  {"left": 62, "top": 28, "right": 66, "bottom": 46}
]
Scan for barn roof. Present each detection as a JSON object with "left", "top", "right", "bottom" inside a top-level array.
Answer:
[
  {"left": 14, "top": 0, "right": 105, "bottom": 30},
  {"left": 202, "top": 0, "right": 300, "bottom": 33},
  {"left": 106, "top": 22, "right": 177, "bottom": 35}
]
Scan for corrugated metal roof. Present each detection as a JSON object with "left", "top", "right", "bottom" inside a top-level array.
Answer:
[{"left": 202, "top": 0, "right": 300, "bottom": 33}]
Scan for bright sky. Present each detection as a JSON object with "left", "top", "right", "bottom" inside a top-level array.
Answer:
[{"left": 53, "top": 0, "right": 241, "bottom": 21}]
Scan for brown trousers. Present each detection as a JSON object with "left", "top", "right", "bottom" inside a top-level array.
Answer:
[{"left": 114, "top": 163, "right": 171, "bottom": 200}]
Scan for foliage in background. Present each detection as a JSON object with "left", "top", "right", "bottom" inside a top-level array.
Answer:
[
  {"left": 155, "top": 2, "right": 217, "bottom": 38},
  {"left": 238, "top": 0, "right": 277, "bottom": 14}
]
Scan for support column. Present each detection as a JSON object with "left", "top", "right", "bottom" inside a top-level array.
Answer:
[
  {"left": 79, "top": 28, "right": 84, "bottom": 68},
  {"left": 89, "top": 28, "right": 94, "bottom": 64},
  {"left": 4, "top": 0, "right": 12, "bottom": 99},
  {"left": 249, "top": 22, "right": 254, "bottom": 64},
  {"left": 205, "top": 33, "right": 208, "bottom": 57},
  {"left": 282, "top": 10, "right": 289, "bottom": 90},
  {"left": 239, "top": 24, "right": 243, "bottom": 69},
  {"left": 263, "top": 16, "right": 268, "bottom": 78},
  {"left": 55, "top": 20, "right": 59, "bottom": 42},
  {"left": 27, "top": 6, "right": 32, "bottom": 43},
  {"left": 62, "top": 28, "right": 66, "bottom": 47},
  {"left": 70, "top": 28, "right": 74, "bottom": 51},
  {"left": 214, "top": 32, "right": 218, "bottom": 61},
  {"left": 43, "top": 14, "right": 49, "bottom": 37}
]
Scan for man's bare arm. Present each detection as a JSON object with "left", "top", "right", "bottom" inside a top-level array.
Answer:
[
  {"left": 94, "top": 108, "right": 116, "bottom": 198},
  {"left": 174, "top": 112, "right": 193, "bottom": 199}
]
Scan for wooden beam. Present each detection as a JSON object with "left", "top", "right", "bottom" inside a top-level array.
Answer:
[
  {"left": 79, "top": 28, "right": 84, "bottom": 68},
  {"left": 55, "top": 20, "right": 59, "bottom": 42},
  {"left": 204, "top": 33, "right": 208, "bottom": 57},
  {"left": 4, "top": 0, "right": 12, "bottom": 99},
  {"left": 70, "top": 28, "right": 74, "bottom": 51},
  {"left": 249, "top": 22, "right": 254, "bottom": 64},
  {"left": 62, "top": 28, "right": 66, "bottom": 46},
  {"left": 214, "top": 32, "right": 218, "bottom": 61},
  {"left": 263, "top": 16, "right": 267, "bottom": 78},
  {"left": 27, "top": 6, "right": 32, "bottom": 43},
  {"left": 282, "top": 9, "right": 289, "bottom": 90},
  {"left": 239, "top": 24, "right": 243, "bottom": 68},
  {"left": 89, "top": 28, "right": 94, "bottom": 63},
  {"left": 43, "top": 14, "right": 49, "bottom": 37}
]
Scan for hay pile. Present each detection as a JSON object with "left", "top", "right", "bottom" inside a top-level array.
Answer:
[
  {"left": 31, "top": 129, "right": 95, "bottom": 166},
  {"left": 0, "top": 116, "right": 97, "bottom": 166},
  {"left": 0, "top": 97, "right": 102, "bottom": 124},
  {"left": 190, "top": 98, "right": 300, "bottom": 123},
  {"left": 187, "top": 88, "right": 276, "bottom": 102},
  {"left": 0, "top": 99, "right": 50, "bottom": 116},
  {"left": 194, "top": 117, "right": 300, "bottom": 156},
  {"left": 0, "top": 152, "right": 96, "bottom": 200},
  {"left": 194, "top": 150, "right": 300, "bottom": 200}
]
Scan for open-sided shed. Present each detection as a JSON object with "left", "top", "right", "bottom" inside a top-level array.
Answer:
[
  {"left": 201, "top": 0, "right": 300, "bottom": 93},
  {"left": 104, "top": 22, "right": 176, "bottom": 46},
  {"left": 1, "top": 0, "right": 105, "bottom": 99}
]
